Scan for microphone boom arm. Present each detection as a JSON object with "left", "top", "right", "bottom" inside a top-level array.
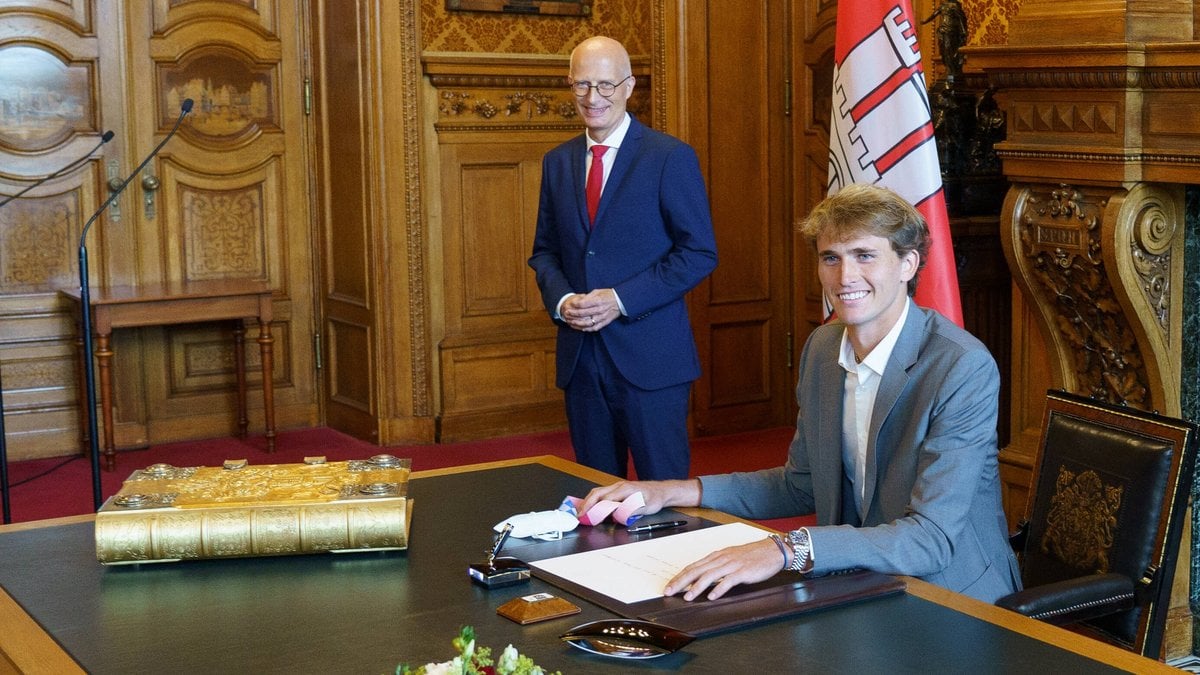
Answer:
[{"left": 77, "top": 99, "right": 192, "bottom": 507}]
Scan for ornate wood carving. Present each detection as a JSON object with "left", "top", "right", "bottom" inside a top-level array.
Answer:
[
  {"left": 428, "top": 68, "right": 652, "bottom": 132},
  {"left": 1010, "top": 184, "right": 1156, "bottom": 407}
]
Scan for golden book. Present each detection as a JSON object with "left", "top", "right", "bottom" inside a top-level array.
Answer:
[{"left": 95, "top": 455, "right": 411, "bottom": 564}]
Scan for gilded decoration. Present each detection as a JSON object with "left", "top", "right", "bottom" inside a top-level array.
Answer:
[
  {"left": 420, "top": 0, "right": 648, "bottom": 55},
  {"left": 1041, "top": 465, "right": 1122, "bottom": 573},
  {"left": 963, "top": 0, "right": 1019, "bottom": 47},
  {"left": 434, "top": 84, "right": 648, "bottom": 127},
  {"left": 0, "top": 45, "right": 92, "bottom": 153},
  {"left": 95, "top": 458, "right": 412, "bottom": 563},
  {"left": 1016, "top": 185, "right": 1150, "bottom": 406}
]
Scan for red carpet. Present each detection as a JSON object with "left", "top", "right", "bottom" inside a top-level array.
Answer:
[{"left": 3, "top": 426, "right": 810, "bottom": 528}]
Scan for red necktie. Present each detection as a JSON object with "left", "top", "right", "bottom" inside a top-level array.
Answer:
[{"left": 586, "top": 145, "right": 609, "bottom": 226}]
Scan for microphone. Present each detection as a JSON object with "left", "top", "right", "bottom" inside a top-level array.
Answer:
[
  {"left": 77, "top": 98, "right": 191, "bottom": 509},
  {"left": 0, "top": 130, "right": 114, "bottom": 209},
  {"left": 78, "top": 99, "right": 192, "bottom": 248}
]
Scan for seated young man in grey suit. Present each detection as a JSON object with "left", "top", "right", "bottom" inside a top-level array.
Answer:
[{"left": 579, "top": 184, "right": 1021, "bottom": 603}]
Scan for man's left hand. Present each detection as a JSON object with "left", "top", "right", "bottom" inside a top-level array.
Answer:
[
  {"left": 562, "top": 288, "right": 620, "bottom": 332},
  {"left": 664, "top": 538, "right": 786, "bottom": 601}
]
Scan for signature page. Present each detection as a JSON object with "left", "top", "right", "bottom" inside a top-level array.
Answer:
[{"left": 528, "top": 522, "right": 769, "bottom": 604}]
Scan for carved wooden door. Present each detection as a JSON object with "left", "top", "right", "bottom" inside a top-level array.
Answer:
[
  {"left": 0, "top": 0, "right": 317, "bottom": 458},
  {"left": 120, "top": 1, "right": 317, "bottom": 444}
]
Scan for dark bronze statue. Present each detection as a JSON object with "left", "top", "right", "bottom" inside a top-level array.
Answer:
[{"left": 923, "top": 0, "right": 968, "bottom": 82}]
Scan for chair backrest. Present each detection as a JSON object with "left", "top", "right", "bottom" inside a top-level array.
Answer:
[{"left": 1020, "top": 390, "right": 1197, "bottom": 657}]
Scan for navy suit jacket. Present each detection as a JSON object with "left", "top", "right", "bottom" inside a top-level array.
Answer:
[
  {"left": 529, "top": 116, "right": 717, "bottom": 391},
  {"left": 700, "top": 306, "right": 1021, "bottom": 602}
]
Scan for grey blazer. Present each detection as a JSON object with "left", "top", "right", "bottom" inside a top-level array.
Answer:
[{"left": 700, "top": 305, "right": 1021, "bottom": 602}]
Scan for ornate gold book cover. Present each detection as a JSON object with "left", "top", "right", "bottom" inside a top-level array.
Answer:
[{"left": 95, "top": 455, "right": 412, "bottom": 565}]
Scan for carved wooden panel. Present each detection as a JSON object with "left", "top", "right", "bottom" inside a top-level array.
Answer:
[
  {"left": 166, "top": 163, "right": 277, "bottom": 282},
  {"left": 0, "top": 192, "right": 86, "bottom": 293}
]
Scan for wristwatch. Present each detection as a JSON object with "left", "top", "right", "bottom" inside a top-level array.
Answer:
[{"left": 786, "top": 528, "right": 814, "bottom": 574}]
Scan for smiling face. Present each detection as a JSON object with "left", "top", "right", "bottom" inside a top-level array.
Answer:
[
  {"left": 569, "top": 37, "right": 635, "bottom": 143},
  {"left": 817, "top": 232, "right": 918, "bottom": 353}
]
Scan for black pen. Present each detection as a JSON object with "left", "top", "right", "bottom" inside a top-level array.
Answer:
[{"left": 626, "top": 520, "right": 687, "bottom": 533}]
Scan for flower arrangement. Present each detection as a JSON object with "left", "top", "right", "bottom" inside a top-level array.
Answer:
[{"left": 396, "top": 626, "right": 561, "bottom": 675}]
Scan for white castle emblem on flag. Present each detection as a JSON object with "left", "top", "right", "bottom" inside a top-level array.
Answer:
[{"left": 828, "top": 6, "right": 942, "bottom": 207}]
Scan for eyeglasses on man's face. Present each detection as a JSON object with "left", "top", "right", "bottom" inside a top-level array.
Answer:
[{"left": 568, "top": 75, "right": 632, "bottom": 98}]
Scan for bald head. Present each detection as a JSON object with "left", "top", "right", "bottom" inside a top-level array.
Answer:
[
  {"left": 568, "top": 36, "right": 635, "bottom": 142},
  {"left": 570, "top": 36, "right": 631, "bottom": 77}
]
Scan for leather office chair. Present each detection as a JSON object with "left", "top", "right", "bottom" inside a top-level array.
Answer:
[{"left": 995, "top": 390, "right": 1198, "bottom": 659}]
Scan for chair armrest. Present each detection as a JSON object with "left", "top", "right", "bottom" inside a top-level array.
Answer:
[
  {"left": 1008, "top": 520, "right": 1028, "bottom": 553},
  {"left": 995, "top": 573, "right": 1135, "bottom": 625}
]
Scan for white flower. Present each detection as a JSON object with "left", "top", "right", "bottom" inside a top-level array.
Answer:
[
  {"left": 419, "top": 660, "right": 456, "bottom": 675},
  {"left": 497, "top": 644, "right": 520, "bottom": 673}
]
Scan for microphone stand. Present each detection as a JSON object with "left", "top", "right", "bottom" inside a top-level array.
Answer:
[
  {"left": 0, "top": 130, "right": 113, "bottom": 524},
  {"left": 78, "top": 100, "right": 192, "bottom": 510},
  {"left": 0, "top": 131, "right": 114, "bottom": 210}
]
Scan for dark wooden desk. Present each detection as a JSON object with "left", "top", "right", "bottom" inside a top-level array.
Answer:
[
  {"left": 0, "top": 457, "right": 1173, "bottom": 674},
  {"left": 60, "top": 280, "right": 275, "bottom": 470}
]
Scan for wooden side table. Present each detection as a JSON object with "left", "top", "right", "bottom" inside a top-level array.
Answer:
[{"left": 60, "top": 280, "right": 276, "bottom": 471}]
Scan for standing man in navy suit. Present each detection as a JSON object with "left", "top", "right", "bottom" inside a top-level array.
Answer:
[{"left": 529, "top": 36, "right": 718, "bottom": 480}]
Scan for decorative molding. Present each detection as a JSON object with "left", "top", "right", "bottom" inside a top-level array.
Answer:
[
  {"left": 429, "top": 81, "right": 650, "bottom": 130},
  {"left": 984, "top": 67, "right": 1200, "bottom": 91},
  {"left": 998, "top": 149, "right": 1200, "bottom": 167},
  {"left": 402, "top": 1, "right": 431, "bottom": 417},
  {"left": 1010, "top": 102, "right": 1119, "bottom": 135}
]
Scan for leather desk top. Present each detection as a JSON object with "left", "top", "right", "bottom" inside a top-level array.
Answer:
[{"left": 0, "top": 460, "right": 1137, "bottom": 673}]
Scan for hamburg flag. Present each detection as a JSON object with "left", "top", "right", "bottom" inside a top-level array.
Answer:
[{"left": 826, "top": 0, "right": 963, "bottom": 326}]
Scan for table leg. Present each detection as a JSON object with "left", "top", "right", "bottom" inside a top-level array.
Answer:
[
  {"left": 95, "top": 333, "right": 116, "bottom": 471},
  {"left": 233, "top": 322, "right": 248, "bottom": 439},
  {"left": 257, "top": 319, "right": 275, "bottom": 453}
]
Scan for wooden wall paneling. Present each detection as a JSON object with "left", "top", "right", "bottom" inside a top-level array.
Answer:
[
  {"left": 436, "top": 135, "right": 568, "bottom": 440},
  {"left": 796, "top": 0, "right": 835, "bottom": 336},
  {"left": 680, "top": 0, "right": 795, "bottom": 437}
]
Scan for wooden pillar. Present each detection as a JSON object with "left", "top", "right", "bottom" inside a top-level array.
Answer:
[{"left": 967, "top": 0, "right": 1200, "bottom": 660}]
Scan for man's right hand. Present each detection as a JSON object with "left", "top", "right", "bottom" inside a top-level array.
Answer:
[{"left": 578, "top": 479, "right": 702, "bottom": 519}]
